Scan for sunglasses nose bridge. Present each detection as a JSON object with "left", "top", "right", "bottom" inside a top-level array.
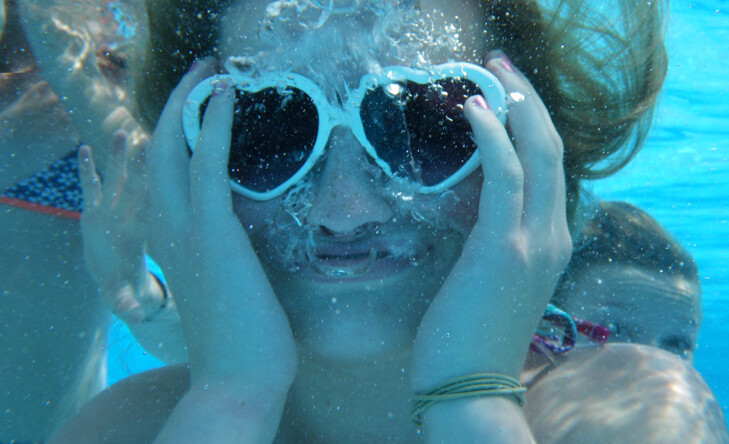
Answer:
[
  {"left": 320, "top": 104, "right": 370, "bottom": 151},
  {"left": 305, "top": 134, "right": 395, "bottom": 234},
  {"left": 324, "top": 105, "right": 349, "bottom": 131}
]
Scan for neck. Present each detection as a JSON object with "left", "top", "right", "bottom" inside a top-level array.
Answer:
[{"left": 277, "top": 345, "right": 422, "bottom": 443}]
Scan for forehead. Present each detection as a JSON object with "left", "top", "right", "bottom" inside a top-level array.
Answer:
[
  {"left": 575, "top": 265, "right": 700, "bottom": 313},
  {"left": 217, "top": 0, "right": 485, "bottom": 81}
]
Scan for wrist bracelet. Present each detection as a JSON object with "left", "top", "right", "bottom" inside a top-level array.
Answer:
[{"left": 411, "top": 373, "right": 526, "bottom": 425}]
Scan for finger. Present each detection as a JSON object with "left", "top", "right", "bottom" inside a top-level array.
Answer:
[
  {"left": 123, "top": 135, "right": 151, "bottom": 224},
  {"left": 113, "top": 134, "right": 150, "bottom": 225},
  {"left": 464, "top": 95, "right": 524, "bottom": 236},
  {"left": 148, "top": 58, "right": 217, "bottom": 221},
  {"left": 189, "top": 81, "right": 236, "bottom": 228},
  {"left": 78, "top": 145, "right": 102, "bottom": 209},
  {"left": 102, "top": 130, "right": 129, "bottom": 209},
  {"left": 485, "top": 52, "right": 564, "bottom": 233},
  {"left": 123, "top": 130, "right": 148, "bottom": 200}
]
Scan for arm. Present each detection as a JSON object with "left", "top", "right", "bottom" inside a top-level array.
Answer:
[
  {"left": 146, "top": 59, "right": 297, "bottom": 443},
  {"left": 16, "top": 0, "right": 148, "bottom": 172},
  {"left": 0, "top": 0, "right": 81, "bottom": 188},
  {"left": 70, "top": 60, "right": 297, "bottom": 443},
  {"left": 525, "top": 343, "right": 729, "bottom": 443},
  {"left": 422, "top": 398, "right": 536, "bottom": 444},
  {"left": 411, "top": 51, "right": 572, "bottom": 443},
  {"left": 11, "top": 1, "right": 179, "bottom": 363}
]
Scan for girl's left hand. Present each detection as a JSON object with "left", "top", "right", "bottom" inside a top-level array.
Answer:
[
  {"left": 411, "top": 52, "right": 572, "bottom": 430},
  {"left": 79, "top": 132, "right": 187, "bottom": 364},
  {"left": 79, "top": 131, "right": 156, "bottom": 322}
]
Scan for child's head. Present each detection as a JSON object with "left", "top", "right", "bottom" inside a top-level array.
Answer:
[
  {"left": 137, "top": 0, "right": 667, "bottom": 220},
  {"left": 553, "top": 201, "right": 701, "bottom": 361}
]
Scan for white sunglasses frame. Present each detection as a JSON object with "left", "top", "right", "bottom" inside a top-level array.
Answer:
[{"left": 182, "top": 62, "right": 507, "bottom": 201}]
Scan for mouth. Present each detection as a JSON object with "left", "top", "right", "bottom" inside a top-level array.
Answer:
[{"left": 302, "top": 238, "right": 428, "bottom": 281}]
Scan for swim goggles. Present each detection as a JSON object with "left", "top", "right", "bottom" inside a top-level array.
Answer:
[{"left": 182, "top": 62, "right": 507, "bottom": 201}]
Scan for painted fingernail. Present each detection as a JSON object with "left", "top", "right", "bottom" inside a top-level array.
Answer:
[
  {"left": 472, "top": 95, "right": 490, "bottom": 110},
  {"left": 500, "top": 54, "right": 516, "bottom": 73}
]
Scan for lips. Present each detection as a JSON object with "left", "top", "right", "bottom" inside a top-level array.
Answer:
[{"left": 302, "top": 238, "right": 426, "bottom": 280}]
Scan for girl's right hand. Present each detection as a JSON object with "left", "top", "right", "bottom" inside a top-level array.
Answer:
[{"left": 146, "top": 59, "right": 296, "bottom": 443}]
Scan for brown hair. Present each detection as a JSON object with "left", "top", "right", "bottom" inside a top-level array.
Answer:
[
  {"left": 475, "top": 1, "right": 667, "bottom": 219},
  {"left": 136, "top": 0, "right": 668, "bottom": 219},
  {"left": 136, "top": 0, "right": 231, "bottom": 126}
]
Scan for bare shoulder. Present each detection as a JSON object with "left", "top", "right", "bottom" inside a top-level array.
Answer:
[
  {"left": 524, "top": 343, "right": 728, "bottom": 444},
  {"left": 49, "top": 364, "right": 190, "bottom": 444}
]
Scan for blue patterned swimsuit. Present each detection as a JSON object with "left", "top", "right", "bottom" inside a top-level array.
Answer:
[{"left": 0, "top": 150, "right": 82, "bottom": 219}]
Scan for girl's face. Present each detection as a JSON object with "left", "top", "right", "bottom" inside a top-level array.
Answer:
[
  {"left": 218, "top": 0, "right": 488, "bottom": 360},
  {"left": 557, "top": 265, "right": 701, "bottom": 361}
]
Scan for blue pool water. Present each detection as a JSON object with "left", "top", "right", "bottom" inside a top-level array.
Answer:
[
  {"left": 107, "top": 0, "right": 729, "bottom": 418},
  {"left": 590, "top": 1, "right": 729, "bottom": 416}
]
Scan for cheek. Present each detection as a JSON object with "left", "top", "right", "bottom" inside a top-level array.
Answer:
[
  {"left": 440, "top": 170, "right": 482, "bottom": 233},
  {"left": 232, "top": 196, "right": 281, "bottom": 242}
]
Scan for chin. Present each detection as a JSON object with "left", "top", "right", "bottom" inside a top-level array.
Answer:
[
  {"left": 242, "top": 200, "right": 469, "bottom": 361},
  {"left": 264, "top": 248, "right": 457, "bottom": 363}
]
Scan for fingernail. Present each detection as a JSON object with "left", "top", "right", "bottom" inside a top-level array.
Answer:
[
  {"left": 499, "top": 53, "right": 516, "bottom": 73},
  {"left": 485, "top": 50, "right": 516, "bottom": 73},
  {"left": 500, "top": 59, "right": 515, "bottom": 73},
  {"left": 189, "top": 59, "right": 201, "bottom": 73},
  {"left": 472, "top": 95, "right": 490, "bottom": 110}
]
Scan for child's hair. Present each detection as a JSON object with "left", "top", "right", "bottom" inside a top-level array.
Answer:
[{"left": 134, "top": 0, "right": 668, "bottom": 219}]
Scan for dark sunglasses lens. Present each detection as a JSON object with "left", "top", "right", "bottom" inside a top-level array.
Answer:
[
  {"left": 198, "top": 87, "right": 318, "bottom": 194},
  {"left": 360, "top": 78, "right": 480, "bottom": 187}
]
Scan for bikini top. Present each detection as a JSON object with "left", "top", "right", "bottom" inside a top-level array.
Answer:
[{"left": 0, "top": 149, "right": 82, "bottom": 219}]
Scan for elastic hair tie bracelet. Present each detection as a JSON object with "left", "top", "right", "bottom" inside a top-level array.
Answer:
[
  {"left": 411, "top": 373, "right": 526, "bottom": 425},
  {"left": 410, "top": 304, "right": 610, "bottom": 425}
]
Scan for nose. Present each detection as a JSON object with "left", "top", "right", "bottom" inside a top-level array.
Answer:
[{"left": 305, "top": 129, "right": 394, "bottom": 234}]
